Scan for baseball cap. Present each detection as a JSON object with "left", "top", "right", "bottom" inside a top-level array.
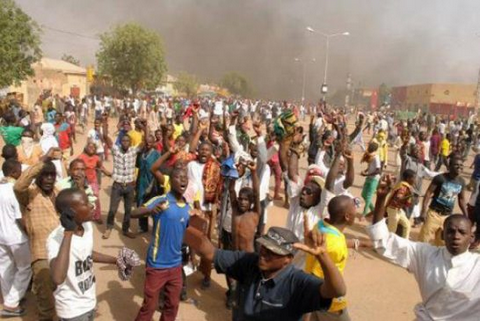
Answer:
[{"left": 256, "top": 227, "right": 300, "bottom": 256}]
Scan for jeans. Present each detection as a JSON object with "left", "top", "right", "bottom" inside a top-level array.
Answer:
[
  {"left": 106, "top": 182, "right": 135, "bottom": 232},
  {"left": 435, "top": 154, "right": 448, "bottom": 171},
  {"left": 60, "top": 309, "right": 94, "bottom": 321}
]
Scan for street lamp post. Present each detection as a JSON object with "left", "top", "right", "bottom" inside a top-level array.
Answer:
[
  {"left": 306, "top": 27, "right": 349, "bottom": 100},
  {"left": 294, "top": 58, "right": 316, "bottom": 103}
]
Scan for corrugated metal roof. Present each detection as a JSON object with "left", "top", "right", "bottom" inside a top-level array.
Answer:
[{"left": 33, "top": 57, "right": 87, "bottom": 75}]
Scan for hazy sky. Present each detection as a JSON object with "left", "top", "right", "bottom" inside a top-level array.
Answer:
[{"left": 15, "top": 0, "right": 480, "bottom": 100}]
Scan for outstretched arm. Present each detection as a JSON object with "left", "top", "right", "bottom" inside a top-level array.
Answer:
[
  {"left": 249, "top": 162, "right": 261, "bottom": 214},
  {"left": 458, "top": 187, "right": 468, "bottom": 216},
  {"left": 150, "top": 149, "right": 175, "bottom": 185},
  {"left": 372, "top": 175, "right": 391, "bottom": 224},
  {"left": 420, "top": 180, "right": 437, "bottom": 221},
  {"left": 189, "top": 121, "right": 207, "bottom": 153},
  {"left": 92, "top": 251, "right": 116, "bottom": 264},
  {"left": 102, "top": 120, "right": 114, "bottom": 149},
  {"left": 367, "top": 174, "right": 427, "bottom": 272},
  {"left": 325, "top": 152, "right": 341, "bottom": 192},
  {"left": 287, "top": 127, "right": 305, "bottom": 182},
  {"left": 50, "top": 232, "right": 73, "bottom": 286},
  {"left": 184, "top": 226, "right": 217, "bottom": 262},
  {"left": 348, "top": 115, "right": 364, "bottom": 142},
  {"left": 343, "top": 148, "right": 355, "bottom": 189}
]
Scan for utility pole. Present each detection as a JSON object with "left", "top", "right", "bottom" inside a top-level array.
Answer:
[
  {"left": 476, "top": 68, "right": 480, "bottom": 111},
  {"left": 345, "top": 73, "right": 351, "bottom": 109}
]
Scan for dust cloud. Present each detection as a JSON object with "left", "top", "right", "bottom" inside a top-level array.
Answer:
[{"left": 14, "top": 0, "right": 480, "bottom": 100}]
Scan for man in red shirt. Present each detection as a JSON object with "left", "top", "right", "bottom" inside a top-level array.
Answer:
[{"left": 54, "top": 113, "right": 74, "bottom": 170}]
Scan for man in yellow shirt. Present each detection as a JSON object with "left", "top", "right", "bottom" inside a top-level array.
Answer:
[
  {"left": 305, "top": 194, "right": 371, "bottom": 321},
  {"left": 128, "top": 119, "right": 146, "bottom": 148},
  {"left": 172, "top": 115, "right": 184, "bottom": 141},
  {"left": 372, "top": 129, "right": 388, "bottom": 171},
  {"left": 435, "top": 133, "right": 451, "bottom": 171}
]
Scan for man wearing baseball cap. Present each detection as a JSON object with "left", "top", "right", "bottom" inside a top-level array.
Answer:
[{"left": 185, "top": 220, "right": 346, "bottom": 321}]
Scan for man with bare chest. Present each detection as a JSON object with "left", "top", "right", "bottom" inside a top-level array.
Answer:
[{"left": 229, "top": 161, "right": 260, "bottom": 253}]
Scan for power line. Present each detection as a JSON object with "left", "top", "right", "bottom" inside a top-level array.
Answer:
[{"left": 41, "top": 25, "right": 100, "bottom": 41}]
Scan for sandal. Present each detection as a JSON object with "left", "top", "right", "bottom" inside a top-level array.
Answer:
[{"left": 1, "top": 307, "right": 26, "bottom": 317}]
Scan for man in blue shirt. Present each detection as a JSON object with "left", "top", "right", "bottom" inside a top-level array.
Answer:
[
  {"left": 131, "top": 167, "right": 190, "bottom": 321},
  {"left": 185, "top": 219, "right": 346, "bottom": 321}
]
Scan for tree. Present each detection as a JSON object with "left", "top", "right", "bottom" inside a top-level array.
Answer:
[
  {"left": 378, "top": 83, "right": 391, "bottom": 106},
  {"left": 96, "top": 23, "right": 167, "bottom": 94},
  {"left": 173, "top": 72, "right": 199, "bottom": 98},
  {"left": 220, "top": 72, "right": 253, "bottom": 97},
  {"left": 0, "top": 0, "right": 42, "bottom": 88},
  {"left": 61, "top": 54, "right": 80, "bottom": 66}
]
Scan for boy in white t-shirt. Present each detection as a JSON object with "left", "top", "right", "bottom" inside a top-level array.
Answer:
[
  {"left": 0, "top": 159, "right": 32, "bottom": 317},
  {"left": 47, "top": 188, "right": 119, "bottom": 321}
]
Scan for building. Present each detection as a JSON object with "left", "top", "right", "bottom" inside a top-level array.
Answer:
[
  {"left": 9, "top": 57, "right": 88, "bottom": 108},
  {"left": 155, "top": 74, "right": 178, "bottom": 97},
  {"left": 391, "top": 83, "right": 477, "bottom": 118},
  {"left": 353, "top": 88, "right": 379, "bottom": 110}
]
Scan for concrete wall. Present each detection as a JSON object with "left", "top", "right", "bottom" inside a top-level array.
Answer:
[
  {"left": 430, "top": 83, "right": 476, "bottom": 105},
  {"left": 405, "top": 84, "right": 432, "bottom": 111},
  {"left": 9, "top": 66, "right": 87, "bottom": 108},
  {"left": 395, "top": 83, "right": 477, "bottom": 112}
]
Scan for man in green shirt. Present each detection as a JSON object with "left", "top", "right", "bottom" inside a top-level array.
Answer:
[{"left": 0, "top": 112, "right": 24, "bottom": 146}]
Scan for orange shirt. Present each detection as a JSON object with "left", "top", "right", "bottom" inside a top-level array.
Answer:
[{"left": 78, "top": 153, "right": 100, "bottom": 184}]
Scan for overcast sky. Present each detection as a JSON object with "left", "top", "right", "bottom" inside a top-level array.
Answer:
[{"left": 16, "top": 0, "right": 480, "bottom": 100}]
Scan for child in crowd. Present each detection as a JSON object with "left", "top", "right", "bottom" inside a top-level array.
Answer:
[
  {"left": 77, "top": 142, "right": 112, "bottom": 223},
  {"left": 229, "top": 161, "right": 260, "bottom": 253},
  {"left": 305, "top": 195, "right": 372, "bottom": 321},
  {"left": 48, "top": 188, "right": 127, "bottom": 321}
]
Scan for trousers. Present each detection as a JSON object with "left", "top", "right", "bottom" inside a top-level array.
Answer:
[
  {"left": 106, "top": 182, "right": 135, "bottom": 232},
  {"left": 32, "top": 259, "right": 56, "bottom": 320},
  {"left": 0, "top": 242, "right": 32, "bottom": 308},
  {"left": 135, "top": 266, "right": 182, "bottom": 321},
  {"left": 386, "top": 207, "right": 411, "bottom": 239},
  {"left": 361, "top": 177, "right": 379, "bottom": 216},
  {"left": 419, "top": 209, "right": 447, "bottom": 246}
]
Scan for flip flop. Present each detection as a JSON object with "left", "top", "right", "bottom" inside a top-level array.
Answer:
[{"left": 1, "top": 307, "right": 26, "bottom": 317}]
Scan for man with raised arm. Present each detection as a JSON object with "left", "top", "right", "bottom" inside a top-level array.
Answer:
[
  {"left": 185, "top": 220, "right": 346, "bottom": 321},
  {"left": 367, "top": 175, "right": 480, "bottom": 321}
]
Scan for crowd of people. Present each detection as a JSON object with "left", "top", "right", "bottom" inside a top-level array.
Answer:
[{"left": 0, "top": 93, "right": 479, "bottom": 321}]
